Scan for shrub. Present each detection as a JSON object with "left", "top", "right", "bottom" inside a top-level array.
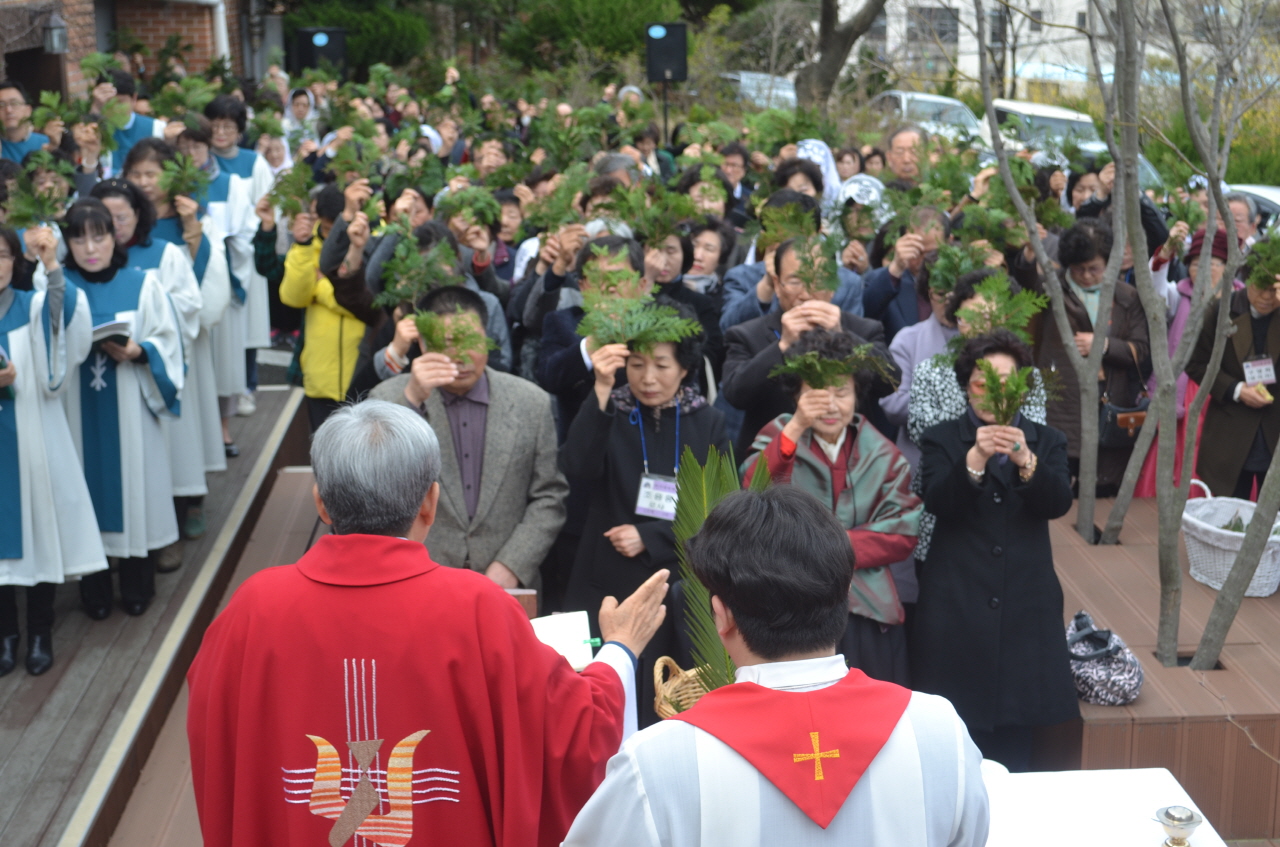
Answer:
[
  {"left": 284, "top": 0, "right": 430, "bottom": 79},
  {"left": 500, "top": 0, "right": 683, "bottom": 70}
]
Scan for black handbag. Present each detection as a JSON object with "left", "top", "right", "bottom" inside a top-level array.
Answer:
[{"left": 1098, "top": 341, "right": 1149, "bottom": 449}]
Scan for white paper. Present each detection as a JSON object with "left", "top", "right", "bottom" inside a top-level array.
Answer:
[
  {"left": 1243, "top": 357, "right": 1276, "bottom": 386},
  {"left": 530, "top": 610, "right": 596, "bottom": 672},
  {"left": 91, "top": 320, "right": 132, "bottom": 344}
]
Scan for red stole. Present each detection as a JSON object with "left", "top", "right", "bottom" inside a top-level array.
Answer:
[{"left": 672, "top": 669, "right": 911, "bottom": 828}]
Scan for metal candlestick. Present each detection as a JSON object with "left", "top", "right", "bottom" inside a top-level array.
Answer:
[{"left": 1155, "top": 806, "right": 1204, "bottom": 847}]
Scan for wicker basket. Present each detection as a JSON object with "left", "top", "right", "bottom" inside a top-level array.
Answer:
[
  {"left": 1182, "top": 480, "right": 1280, "bottom": 597},
  {"left": 653, "top": 656, "right": 710, "bottom": 719}
]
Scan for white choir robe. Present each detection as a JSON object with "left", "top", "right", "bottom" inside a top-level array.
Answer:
[
  {"left": 0, "top": 278, "right": 107, "bottom": 585},
  {"left": 563, "top": 655, "right": 990, "bottom": 847},
  {"left": 186, "top": 216, "right": 232, "bottom": 473},
  {"left": 64, "top": 266, "right": 183, "bottom": 558},
  {"left": 206, "top": 160, "right": 259, "bottom": 399},
  {"left": 213, "top": 147, "right": 274, "bottom": 351}
]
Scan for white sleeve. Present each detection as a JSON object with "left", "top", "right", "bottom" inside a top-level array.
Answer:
[
  {"left": 562, "top": 745, "right": 661, "bottom": 847},
  {"left": 251, "top": 154, "right": 275, "bottom": 205},
  {"left": 160, "top": 242, "right": 203, "bottom": 348},
  {"left": 133, "top": 272, "right": 186, "bottom": 416},
  {"left": 1149, "top": 257, "right": 1178, "bottom": 320},
  {"left": 152, "top": 118, "right": 167, "bottom": 138},
  {"left": 197, "top": 217, "right": 232, "bottom": 328},
  {"left": 579, "top": 337, "right": 594, "bottom": 371},
  {"left": 514, "top": 236, "right": 540, "bottom": 281},
  {"left": 587, "top": 642, "right": 637, "bottom": 741}
]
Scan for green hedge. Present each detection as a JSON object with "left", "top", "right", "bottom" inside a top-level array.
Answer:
[
  {"left": 284, "top": 0, "right": 430, "bottom": 80},
  {"left": 500, "top": 0, "right": 682, "bottom": 69}
]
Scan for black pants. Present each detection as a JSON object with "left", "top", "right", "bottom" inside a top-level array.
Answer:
[
  {"left": 0, "top": 583, "right": 56, "bottom": 636},
  {"left": 80, "top": 556, "right": 155, "bottom": 607},
  {"left": 969, "top": 725, "right": 1034, "bottom": 772},
  {"left": 1234, "top": 468, "right": 1267, "bottom": 500},
  {"left": 307, "top": 396, "right": 344, "bottom": 433},
  {"left": 838, "top": 613, "right": 910, "bottom": 687}
]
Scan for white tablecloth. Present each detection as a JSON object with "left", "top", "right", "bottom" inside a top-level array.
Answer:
[{"left": 983, "top": 766, "right": 1227, "bottom": 847}]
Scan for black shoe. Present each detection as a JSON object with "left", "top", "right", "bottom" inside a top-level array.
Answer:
[
  {"left": 224, "top": 441, "right": 240, "bottom": 458},
  {"left": 83, "top": 601, "right": 111, "bottom": 620},
  {"left": 0, "top": 634, "right": 17, "bottom": 677},
  {"left": 122, "top": 597, "right": 150, "bottom": 616},
  {"left": 25, "top": 632, "right": 52, "bottom": 676}
]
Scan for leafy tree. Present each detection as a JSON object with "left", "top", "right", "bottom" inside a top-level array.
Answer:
[
  {"left": 284, "top": 0, "right": 430, "bottom": 79},
  {"left": 500, "top": 0, "right": 682, "bottom": 70}
]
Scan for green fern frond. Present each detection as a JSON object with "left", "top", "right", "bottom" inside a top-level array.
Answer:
[
  {"left": 768, "top": 344, "right": 898, "bottom": 391},
  {"left": 929, "top": 243, "right": 991, "bottom": 293},
  {"left": 158, "top": 153, "right": 211, "bottom": 202},
  {"left": 267, "top": 164, "right": 314, "bottom": 218},
  {"left": 1247, "top": 236, "right": 1280, "bottom": 290},
  {"left": 79, "top": 52, "right": 123, "bottom": 83},
  {"left": 1165, "top": 192, "right": 1207, "bottom": 233},
  {"left": 954, "top": 271, "right": 1047, "bottom": 341},
  {"left": 250, "top": 112, "right": 284, "bottom": 140},
  {"left": 576, "top": 292, "right": 701, "bottom": 352},
  {"left": 435, "top": 186, "right": 501, "bottom": 227},
  {"left": 523, "top": 162, "right": 589, "bottom": 233},
  {"left": 413, "top": 307, "right": 496, "bottom": 358},
  {"left": 373, "top": 223, "right": 463, "bottom": 308},
  {"left": 600, "top": 182, "right": 697, "bottom": 247},
  {"left": 971, "top": 360, "right": 1035, "bottom": 426}
]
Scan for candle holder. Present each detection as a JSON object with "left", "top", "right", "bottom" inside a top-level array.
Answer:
[{"left": 1156, "top": 806, "right": 1204, "bottom": 847}]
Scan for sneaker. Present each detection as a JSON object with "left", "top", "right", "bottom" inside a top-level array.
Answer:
[
  {"left": 156, "top": 540, "right": 184, "bottom": 573},
  {"left": 184, "top": 505, "right": 206, "bottom": 540},
  {"left": 237, "top": 392, "right": 256, "bottom": 416}
]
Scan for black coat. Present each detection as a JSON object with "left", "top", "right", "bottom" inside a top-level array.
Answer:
[
  {"left": 560, "top": 394, "right": 727, "bottom": 609},
  {"left": 911, "top": 414, "right": 1079, "bottom": 733},
  {"left": 720, "top": 310, "right": 896, "bottom": 459}
]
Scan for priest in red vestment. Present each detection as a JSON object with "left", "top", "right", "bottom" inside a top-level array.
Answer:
[
  {"left": 187, "top": 400, "right": 670, "bottom": 847},
  {"left": 564, "top": 486, "right": 989, "bottom": 847}
]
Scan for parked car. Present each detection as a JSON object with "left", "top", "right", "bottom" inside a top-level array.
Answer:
[
  {"left": 720, "top": 72, "right": 797, "bottom": 110},
  {"left": 991, "top": 98, "right": 1163, "bottom": 192},
  {"left": 1228, "top": 185, "right": 1280, "bottom": 235},
  {"left": 869, "top": 90, "right": 992, "bottom": 147}
]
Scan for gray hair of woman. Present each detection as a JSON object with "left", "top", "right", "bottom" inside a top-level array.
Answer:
[{"left": 311, "top": 401, "right": 442, "bottom": 536}]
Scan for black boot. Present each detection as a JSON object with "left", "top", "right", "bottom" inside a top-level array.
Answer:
[
  {"left": 119, "top": 556, "right": 155, "bottom": 616},
  {"left": 0, "top": 634, "right": 17, "bottom": 677},
  {"left": 80, "top": 570, "right": 113, "bottom": 620},
  {"left": 25, "top": 631, "right": 52, "bottom": 676}
]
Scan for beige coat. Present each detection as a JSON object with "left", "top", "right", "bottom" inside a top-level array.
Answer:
[{"left": 371, "top": 370, "right": 568, "bottom": 587}]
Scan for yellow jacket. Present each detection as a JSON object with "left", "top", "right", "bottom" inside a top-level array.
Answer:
[{"left": 279, "top": 231, "right": 365, "bottom": 401}]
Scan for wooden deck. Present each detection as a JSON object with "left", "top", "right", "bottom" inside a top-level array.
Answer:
[{"left": 0, "top": 386, "right": 309, "bottom": 847}]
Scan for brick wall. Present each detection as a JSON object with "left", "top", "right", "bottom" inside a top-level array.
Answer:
[
  {"left": 112, "top": 0, "right": 245, "bottom": 81},
  {"left": 62, "top": 0, "right": 96, "bottom": 95}
]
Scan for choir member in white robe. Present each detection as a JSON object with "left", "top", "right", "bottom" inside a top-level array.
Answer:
[
  {"left": 206, "top": 95, "right": 275, "bottom": 399},
  {"left": 0, "top": 225, "right": 106, "bottom": 677},
  {"left": 60, "top": 199, "right": 184, "bottom": 619},
  {"left": 564, "top": 486, "right": 990, "bottom": 847}
]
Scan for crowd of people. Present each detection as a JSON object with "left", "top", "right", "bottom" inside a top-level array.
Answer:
[{"left": 4, "top": 49, "right": 1279, "bottom": 820}]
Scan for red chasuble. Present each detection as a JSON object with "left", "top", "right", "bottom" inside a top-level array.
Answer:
[
  {"left": 187, "top": 534, "right": 626, "bottom": 847},
  {"left": 672, "top": 669, "right": 911, "bottom": 828}
]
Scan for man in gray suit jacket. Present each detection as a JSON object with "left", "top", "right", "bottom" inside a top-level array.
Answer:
[{"left": 370, "top": 287, "right": 567, "bottom": 589}]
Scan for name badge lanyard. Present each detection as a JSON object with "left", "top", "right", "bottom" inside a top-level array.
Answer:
[{"left": 630, "top": 404, "right": 681, "bottom": 474}]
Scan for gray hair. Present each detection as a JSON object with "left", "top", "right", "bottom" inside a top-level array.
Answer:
[
  {"left": 1225, "top": 191, "right": 1258, "bottom": 224},
  {"left": 595, "top": 153, "right": 639, "bottom": 183},
  {"left": 311, "top": 401, "right": 441, "bottom": 536}
]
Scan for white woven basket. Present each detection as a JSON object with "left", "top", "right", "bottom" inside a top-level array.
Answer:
[{"left": 1182, "top": 480, "right": 1280, "bottom": 597}]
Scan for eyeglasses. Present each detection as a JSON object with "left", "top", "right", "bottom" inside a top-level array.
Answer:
[
  {"left": 0, "top": 100, "right": 25, "bottom": 111},
  {"left": 1072, "top": 263, "right": 1108, "bottom": 279}
]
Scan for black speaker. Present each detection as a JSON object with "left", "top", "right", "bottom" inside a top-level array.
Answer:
[
  {"left": 293, "top": 27, "right": 347, "bottom": 78},
  {"left": 645, "top": 23, "right": 687, "bottom": 83}
]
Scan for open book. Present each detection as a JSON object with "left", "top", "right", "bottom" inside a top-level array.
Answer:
[
  {"left": 529, "top": 610, "right": 598, "bottom": 672},
  {"left": 91, "top": 320, "right": 131, "bottom": 347}
]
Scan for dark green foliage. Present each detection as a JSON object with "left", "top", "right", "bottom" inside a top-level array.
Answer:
[
  {"left": 151, "top": 76, "right": 219, "bottom": 122},
  {"left": 108, "top": 28, "right": 149, "bottom": 58},
  {"left": 954, "top": 271, "right": 1047, "bottom": 342},
  {"left": 768, "top": 344, "right": 897, "bottom": 391},
  {"left": 527, "top": 104, "right": 613, "bottom": 171},
  {"left": 435, "top": 186, "right": 502, "bottom": 227},
  {"left": 752, "top": 199, "right": 819, "bottom": 252},
  {"left": 284, "top": 1, "right": 430, "bottom": 79},
  {"left": 580, "top": 244, "right": 644, "bottom": 295},
  {"left": 327, "top": 138, "right": 382, "bottom": 190},
  {"left": 499, "top": 0, "right": 682, "bottom": 69},
  {"left": 159, "top": 153, "right": 211, "bottom": 202},
  {"left": 955, "top": 203, "right": 1026, "bottom": 253},
  {"left": 267, "top": 165, "right": 316, "bottom": 218},
  {"left": 30, "top": 92, "right": 78, "bottom": 132},
  {"left": 792, "top": 234, "right": 841, "bottom": 293},
  {"left": 576, "top": 292, "right": 701, "bottom": 352},
  {"left": 601, "top": 182, "right": 698, "bottom": 248},
  {"left": 1165, "top": 191, "right": 1207, "bottom": 232},
  {"left": 250, "top": 112, "right": 285, "bottom": 141},
  {"left": 1246, "top": 236, "right": 1280, "bottom": 291},
  {"left": 672, "top": 444, "right": 744, "bottom": 695},
  {"left": 79, "top": 52, "right": 122, "bottom": 84},
  {"left": 929, "top": 243, "right": 991, "bottom": 293},
  {"left": 374, "top": 224, "right": 463, "bottom": 308},
  {"left": 971, "top": 359, "right": 1035, "bottom": 426},
  {"left": 383, "top": 155, "right": 445, "bottom": 211},
  {"left": 414, "top": 307, "right": 496, "bottom": 357},
  {"left": 688, "top": 121, "right": 740, "bottom": 150},
  {"left": 742, "top": 108, "right": 838, "bottom": 154},
  {"left": 1036, "top": 197, "right": 1075, "bottom": 231},
  {"left": 523, "top": 162, "right": 589, "bottom": 233}
]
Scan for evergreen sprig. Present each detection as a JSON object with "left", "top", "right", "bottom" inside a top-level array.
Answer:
[
  {"left": 1165, "top": 191, "right": 1207, "bottom": 233},
  {"left": 1246, "top": 236, "right": 1280, "bottom": 291},
  {"left": 752, "top": 199, "right": 819, "bottom": 252},
  {"left": 250, "top": 112, "right": 284, "bottom": 140},
  {"left": 435, "top": 185, "right": 501, "bottom": 227},
  {"left": 688, "top": 121, "right": 740, "bottom": 150},
  {"left": 374, "top": 223, "right": 464, "bottom": 308},
  {"left": 5, "top": 178, "right": 65, "bottom": 229},
  {"left": 579, "top": 244, "right": 643, "bottom": 296},
  {"left": 768, "top": 343, "right": 897, "bottom": 390},
  {"left": 159, "top": 153, "right": 211, "bottom": 202},
  {"left": 954, "top": 271, "right": 1048, "bottom": 341},
  {"left": 30, "top": 91, "right": 78, "bottom": 132},
  {"left": 955, "top": 202, "right": 1025, "bottom": 253},
  {"left": 971, "top": 359, "right": 1035, "bottom": 426},
  {"left": 742, "top": 108, "right": 835, "bottom": 153},
  {"left": 523, "top": 162, "right": 589, "bottom": 233},
  {"left": 601, "top": 182, "right": 697, "bottom": 247},
  {"left": 151, "top": 76, "right": 219, "bottom": 122},
  {"left": 267, "top": 164, "right": 315, "bottom": 218},
  {"left": 929, "top": 243, "right": 992, "bottom": 293},
  {"left": 383, "top": 154, "right": 445, "bottom": 211},
  {"left": 792, "top": 233, "right": 842, "bottom": 293},
  {"left": 413, "top": 307, "right": 496, "bottom": 358},
  {"left": 79, "top": 52, "right": 123, "bottom": 83},
  {"left": 576, "top": 292, "right": 701, "bottom": 352},
  {"left": 327, "top": 138, "right": 382, "bottom": 190}
]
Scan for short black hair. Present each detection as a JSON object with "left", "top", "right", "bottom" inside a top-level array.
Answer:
[
  {"left": 863, "top": 147, "right": 885, "bottom": 167},
  {"left": 638, "top": 123, "right": 661, "bottom": 144},
  {"left": 572, "top": 234, "right": 643, "bottom": 275},
  {"left": 581, "top": 174, "right": 621, "bottom": 212},
  {"left": 719, "top": 141, "right": 749, "bottom": 163},
  {"left": 687, "top": 485, "right": 854, "bottom": 660},
  {"left": 945, "top": 268, "right": 1020, "bottom": 325},
  {"left": 412, "top": 220, "right": 460, "bottom": 263},
  {"left": 494, "top": 187, "right": 519, "bottom": 208},
  {"left": 90, "top": 178, "right": 156, "bottom": 246},
  {"left": 776, "top": 328, "right": 868, "bottom": 403},
  {"left": 773, "top": 157, "right": 824, "bottom": 196},
  {"left": 122, "top": 137, "right": 177, "bottom": 175},
  {"left": 315, "top": 184, "right": 345, "bottom": 222},
  {"left": 0, "top": 80, "right": 29, "bottom": 104},
  {"left": 0, "top": 224, "right": 29, "bottom": 282},
  {"left": 835, "top": 147, "right": 862, "bottom": 169},
  {"left": 22, "top": 146, "right": 75, "bottom": 176},
  {"left": 953, "top": 329, "right": 1034, "bottom": 390},
  {"left": 204, "top": 94, "right": 248, "bottom": 133},
  {"left": 651, "top": 295, "right": 704, "bottom": 381},
  {"left": 1058, "top": 217, "right": 1113, "bottom": 268},
  {"left": 523, "top": 165, "right": 558, "bottom": 190},
  {"left": 688, "top": 215, "right": 736, "bottom": 267},
  {"left": 178, "top": 114, "right": 213, "bottom": 146},
  {"left": 107, "top": 69, "right": 136, "bottom": 97},
  {"left": 759, "top": 189, "right": 821, "bottom": 233},
  {"left": 420, "top": 284, "right": 489, "bottom": 328},
  {"left": 674, "top": 166, "right": 732, "bottom": 207},
  {"left": 60, "top": 199, "right": 130, "bottom": 274},
  {"left": 909, "top": 205, "right": 951, "bottom": 239}
]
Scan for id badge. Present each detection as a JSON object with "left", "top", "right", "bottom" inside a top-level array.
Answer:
[
  {"left": 635, "top": 473, "right": 678, "bottom": 520},
  {"left": 1244, "top": 356, "right": 1277, "bottom": 386}
]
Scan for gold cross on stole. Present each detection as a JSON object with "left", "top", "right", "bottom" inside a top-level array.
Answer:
[{"left": 793, "top": 731, "right": 840, "bottom": 780}]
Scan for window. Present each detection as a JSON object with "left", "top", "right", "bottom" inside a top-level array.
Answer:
[
  {"left": 1030, "top": 8, "right": 1043, "bottom": 31},
  {"left": 908, "top": 6, "right": 960, "bottom": 44},
  {"left": 868, "top": 11, "right": 888, "bottom": 40},
  {"left": 1076, "top": 10, "right": 1087, "bottom": 28},
  {"left": 988, "top": 9, "right": 1007, "bottom": 45}
]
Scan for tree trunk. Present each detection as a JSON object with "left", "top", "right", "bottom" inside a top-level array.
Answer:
[
  {"left": 795, "top": 0, "right": 890, "bottom": 112},
  {"left": 1100, "top": 397, "right": 1160, "bottom": 544}
]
